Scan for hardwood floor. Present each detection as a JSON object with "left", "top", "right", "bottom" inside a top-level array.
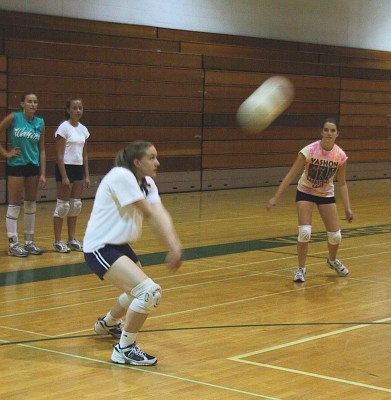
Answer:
[{"left": 0, "top": 179, "right": 390, "bottom": 399}]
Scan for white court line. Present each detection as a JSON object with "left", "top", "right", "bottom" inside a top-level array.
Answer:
[
  {"left": 2, "top": 341, "right": 282, "bottom": 400},
  {"left": 229, "top": 316, "right": 391, "bottom": 393}
]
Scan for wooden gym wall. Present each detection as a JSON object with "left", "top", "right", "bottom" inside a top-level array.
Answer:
[{"left": 0, "top": 10, "right": 390, "bottom": 202}]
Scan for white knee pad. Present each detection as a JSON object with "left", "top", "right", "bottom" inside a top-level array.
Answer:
[
  {"left": 298, "top": 225, "right": 312, "bottom": 243},
  {"left": 118, "top": 292, "right": 132, "bottom": 309},
  {"left": 68, "top": 199, "right": 82, "bottom": 217},
  {"left": 6, "top": 205, "right": 21, "bottom": 220},
  {"left": 24, "top": 201, "right": 37, "bottom": 214},
  {"left": 327, "top": 230, "right": 342, "bottom": 245},
  {"left": 54, "top": 200, "right": 70, "bottom": 218},
  {"left": 129, "top": 278, "right": 162, "bottom": 314}
]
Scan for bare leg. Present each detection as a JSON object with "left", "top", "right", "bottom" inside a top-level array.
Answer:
[
  {"left": 318, "top": 203, "right": 340, "bottom": 260},
  {"left": 67, "top": 180, "right": 84, "bottom": 240},
  {"left": 54, "top": 181, "right": 71, "bottom": 242},
  {"left": 296, "top": 201, "right": 314, "bottom": 267},
  {"left": 104, "top": 257, "right": 149, "bottom": 333}
]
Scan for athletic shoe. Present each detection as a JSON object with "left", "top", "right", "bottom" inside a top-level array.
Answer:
[
  {"left": 111, "top": 343, "right": 157, "bottom": 366},
  {"left": 94, "top": 316, "right": 122, "bottom": 339},
  {"left": 67, "top": 239, "right": 83, "bottom": 252},
  {"left": 53, "top": 241, "right": 71, "bottom": 253},
  {"left": 8, "top": 242, "right": 29, "bottom": 257},
  {"left": 24, "top": 242, "right": 43, "bottom": 255},
  {"left": 293, "top": 267, "right": 306, "bottom": 282},
  {"left": 327, "top": 259, "right": 349, "bottom": 276}
]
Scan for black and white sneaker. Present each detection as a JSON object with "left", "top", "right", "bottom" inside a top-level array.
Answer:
[
  {"left": 94, "top": 316, "right": 122, "bottom": 339},
  {"left": 293, "top": 267, "right": 306, "bottom": 282},
  {"left": 24, "top": 241, "right": 43, "bottom": 255},
  {"left": 327, "top": 259, "right": 349, "bottom": 276},
  {"left": 111, "top": 343, "right": 157, "bottom": 366},
  {"left": 68, "top": 239, "right": 83, "bottom": 252}
]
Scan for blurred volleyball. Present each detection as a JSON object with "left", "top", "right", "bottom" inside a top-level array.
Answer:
[{"left": 237, "top": 75, "right": 294, "bottom": 133}]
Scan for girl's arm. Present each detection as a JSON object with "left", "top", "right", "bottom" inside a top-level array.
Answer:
[
  {"left": 38, "top": 127, "right": 46, "bottom": 188},
  {"left": 0, "top": 114, "right": 20, "bottom": 159},
  {"left": 55, "top": 135, "right": 70, "bottom": 186},
  {"left": 83, "top": 141, "right": 90, "bottom": 188},
  {"left": 337, "top": 162, "right": 353, "bottom": 223},
  {"left": 267, "top": 153, "right": 306, "bottom": 210}
]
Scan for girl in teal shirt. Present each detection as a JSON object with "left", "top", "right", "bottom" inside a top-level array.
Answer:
[{"left": 0, "top": 92, "right": 46, "bottom": 256}]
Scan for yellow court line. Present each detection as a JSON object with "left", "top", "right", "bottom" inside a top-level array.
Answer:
[
  {"left": 12, "top": 342, "right": 282, "bottom": 400},
  {"left": 229, "top": 316, "right": 391, "bottom": 393}
]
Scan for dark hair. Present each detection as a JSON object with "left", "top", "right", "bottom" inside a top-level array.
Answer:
[
  {"left": 114, "top": 141, "right": 153, "bottom": 174},
  {"left": 65, "top": 97, "right": 83, "bottom": 119},
  {"left": 19, "top": 92, "right": 37, "bottom": 110},
  {"left": 320, "top": 117, "right": 339, "bottom": 131}
]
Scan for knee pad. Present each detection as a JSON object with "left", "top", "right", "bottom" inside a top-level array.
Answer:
[
  {"left": 24, "top": 201, "right": 36, "bottom": 214},
  {"left": 129, "top": 278, "right": 162, "bottom": 314},
  {"left": 327, "top": 230, "right": 342, "bottom": 245},
  {"left": 68, "top": 199, "right": 82, "bottom": 217},
  {"left": 54, "top": 200, "right": 70, "bottom": 218},
  {"left": 6, "top": 205, "right": 21, "bottom": 220},
  {"left": 118, "top": 292, "right": 132, "bottom": 309},
  {"left": 298, "top": 225, "right": 312, "bottom": 243}
]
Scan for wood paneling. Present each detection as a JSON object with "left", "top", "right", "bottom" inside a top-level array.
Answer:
[
  {"left": 0, "top": 55, "right": 6, "bottom": 71},
  {"left": 9, "top": 76, "right": 203, "bottom": 98},
  {"left": 45, "top": 141, "right": 201, "bottom": 160},
  {"left": 0, "top": 10, "right": 389, "bottom": 193},
  {"left": 8, "top": 58, "right": 203, "bottom": 83},
  {"left": 44, "top": 126, "right": 202, "bottom": 144},
  {"left": 8, "top": 93, "right": 203, "bottom": 113},
  {"left": 203, "top": 98, "right": 338, "bottom": 114},
  {"left": 35, "top": 110, "right": 203, "bottom": 127},
  {"left": 159, "top": 27, "right": 298, "bottom": 50},
  {"left": 0, "top": 10, "right": 157, "bottom": 39},
  {"left": 182, "top": 42, "right": 318, "bottom": 62},
  {"left": 299, "top": 41, "right": 391, "bottom": 61},
  {"left": 203, "top": 55, "right": 340, "bottom": 76},
  {"left": 6, "top": 38, "right": 202, "bottom": 69},
  {"left": 4, "top": 25, "right": 179, "bottom": 52}
]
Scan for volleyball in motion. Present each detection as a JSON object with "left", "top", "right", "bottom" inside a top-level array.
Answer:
[{"left": 237, "top": 75, "right": 294, "bottom": 133}]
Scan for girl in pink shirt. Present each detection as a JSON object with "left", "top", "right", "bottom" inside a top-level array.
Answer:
[{"left": 267, "top": 118, "right": 353, "bottom": 282}]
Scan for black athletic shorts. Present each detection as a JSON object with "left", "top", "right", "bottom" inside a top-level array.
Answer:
[
  {"left": 296, "top": 190, "right": 336, "bottom": 205},
  {"left": 55, "top": 164, "right": 84, "bottom": 183},
  {"left": 84, "top": 244, "right": 139, "bottom": 280},
  {"left": 6, "top": 163, "right": 39, "bottom": 177}
]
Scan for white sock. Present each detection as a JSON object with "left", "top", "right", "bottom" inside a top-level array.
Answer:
[
  {"left": 104, "top": 312, "right": 119, "bottom": 326},
  {"left": 6, "top": 205, "right": 19, "bottom": 242},
  {"left": 119, "top": 330, "right": 137, "bottom": 348}
]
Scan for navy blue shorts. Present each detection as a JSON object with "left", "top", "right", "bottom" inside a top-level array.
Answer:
[
  {"left": 84, "top": 244, "right": 139, "bottom": 280},
  {"left": 6, "top": 163, "right": 39, "bottom": 177},
  {"left": 296, "top": 190, "right": 336, "bottom": 205},
  {"left": 55, "top": 164, "right": 84, "bottom": 183}
]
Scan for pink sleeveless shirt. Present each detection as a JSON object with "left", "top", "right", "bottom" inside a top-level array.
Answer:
[{"left": 297, "top": 140, "right": 348, "bottom": 197}]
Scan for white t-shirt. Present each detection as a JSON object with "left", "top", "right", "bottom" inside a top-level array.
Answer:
[
  {"left": 83, "top": 167, "right": 161, "bottom": 252},
  {"left": 55, "top": 121, "right": 90, "bottom": 165}
]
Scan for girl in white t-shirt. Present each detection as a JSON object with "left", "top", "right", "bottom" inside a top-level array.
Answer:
[
  {"left": 53, "top": 98, "right": 90, "bottom": 253},
  {"left": 84, "top": 141, "right": 182, "bottom": 366},
  {"left": 267, "top": 118, "right": 353, "bottom": 282}
]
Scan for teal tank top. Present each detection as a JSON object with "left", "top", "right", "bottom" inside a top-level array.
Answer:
[{"left": 7, "top": 111, "right": 45, "bottom": 167}]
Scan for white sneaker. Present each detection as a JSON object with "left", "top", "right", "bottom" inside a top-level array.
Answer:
[
  {"left": 53, "top": 241, "right": 71, "bottom": 253},
  {"left": 293, "top": 267, "right": 306, "bottom": 282},
  {"left": 94, "top": 317, "right": 122, "bottom": 339},
  {"left": 111, "top": 343, "right": 157, "bottom": 366},
  {"left": 8, "top": 242, "right": 29, "bottom": 257},
  {"left": 327, "top": 259, "right": 349, "bottom": 276}
]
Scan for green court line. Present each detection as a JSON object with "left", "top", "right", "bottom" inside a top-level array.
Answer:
[{"left": 0, "top": 223, "right": 390, "bottom": 287}]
